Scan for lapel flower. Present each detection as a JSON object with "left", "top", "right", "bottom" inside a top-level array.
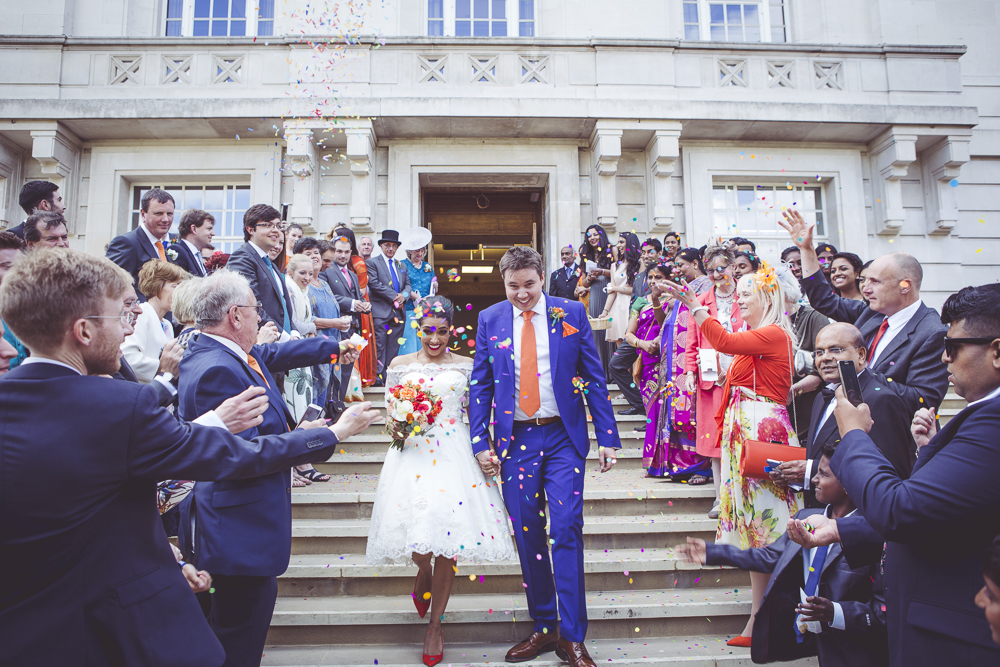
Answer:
[
  {"left": 423, "top": 263, "right": 433, "bottom": 273},
  {"left": 165, "top": 248, "right": 178, "bottom": 261},
  {"left": 549, "top": 307, "right": 566, "bottom": 328}
]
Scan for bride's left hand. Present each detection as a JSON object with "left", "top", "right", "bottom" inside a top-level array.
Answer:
[
  {"left": 599, "top": 446, "right": 618, "bottom": 473},
  {"left": 476, "top": 447, "right": 500, "bottom": 478}
]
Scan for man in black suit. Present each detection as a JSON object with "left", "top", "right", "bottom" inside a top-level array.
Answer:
[
  {"left": 681, "top": 443, "right": 887, "bottom": 667},
  {"left": 366, "top": 229, "right": 410, "bottom": 384},
  {"left": 8, "top": 180, "right": 65, "bottom": 239},
  {"left": 780, "top": 210, "right": 949, "bottom": 415},
  {"left": 106, "top": 188, "right": 174, "bottom": 296},
  {"left": 224, "top": 203, "right": 294, "bottom": 334},
  {"left": 773, "top": 322, "right": 915, "bottom": 507},
  {"left": 549, "top": 246, "right": 581, "bottom": 300},
  {"left": 168, "top": 209, "right": 214, "bottom": 277},
  {"left": 787, "top": 283, "right": 1000, "bottom": 666},
  {"left": 0, "top": 248, "right": 377, "bottom": 666},
  {"left": 320, "top": 234, "right": 370, "bottom": 398}
]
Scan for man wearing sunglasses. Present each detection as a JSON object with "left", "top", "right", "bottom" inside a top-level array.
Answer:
[
  {"left": 779, "top": 210, "right": 949, "bottom": 416},
  {"left": 786, "top": 283, "right": 1000, "bottom": 667}
]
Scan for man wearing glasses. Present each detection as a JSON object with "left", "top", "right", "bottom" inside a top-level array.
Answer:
[
  {"left": 225, "top": 204, "right": 295, "bottom": 335},
  {"left": 769, "top": 322, "right": 915, "bottom": 507}
]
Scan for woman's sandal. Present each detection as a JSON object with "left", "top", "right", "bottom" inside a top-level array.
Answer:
[
  {"left": 292, "top": 476, "right": 308, "bottom": 487},
  {"left": 298, "top": 468, "right": 331, "bottom": 483},
  {"left": 687, "top": 474, "right": 710, "bottom": 486}
]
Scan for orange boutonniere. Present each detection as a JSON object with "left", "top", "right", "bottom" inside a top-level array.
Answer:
[{"left": 562, "top": 321, "right": 579, "bottom": 337}]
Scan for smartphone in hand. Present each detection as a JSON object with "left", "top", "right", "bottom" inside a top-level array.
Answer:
[
  {"left": 838, "top": 360, "right": 864, "bottom": 407},
  {"left": 296, "top": 403, "right": 324, "bottom": 428}
]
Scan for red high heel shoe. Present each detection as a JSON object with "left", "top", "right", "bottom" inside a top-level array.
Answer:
[
  {"left": 727, "top": 635, "right": 752, "bottom": 648},
  {"left": 412, "top": 584, "right": 430, "bottom": 619},
  {"left": 423, "top": 627, "right": 444, "bottom": 666}
]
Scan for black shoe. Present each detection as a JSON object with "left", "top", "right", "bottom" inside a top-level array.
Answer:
[{"left": 617, "top": 406, "right": 642, "bottom": 416}]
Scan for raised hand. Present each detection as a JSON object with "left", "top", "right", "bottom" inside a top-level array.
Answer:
[
  {"left": 157, "top": 340, "right": 183, "bottom": 377},
  {"left": 778, "top": 209, "right": 815, "bottom": 250},
  {"left": 676, "top": 537, "right": 706, "bottom": 564},
  {"left": 786, "top": 515, "right": 841, "bottom": 549},
  {"left": 662, "top": 280, "right": 696, "bottom": 309},
  {"left": 214, "top": 386, "right": 269, "bottom": 433},
  {"left": 256, "top": 321, "right": 280, "bottom": 344},
  {"left": 329, "top": 401, "right": 379, "bottom": 441},
  {"left": 833, "top": 385, "right": 873, "bottom": 436},
  {"left": 911, "top": 407, "right": 938, "bottom": 449}
]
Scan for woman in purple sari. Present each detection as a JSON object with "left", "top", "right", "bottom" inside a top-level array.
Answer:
[{"left": 632, "top": 261, "right": 712, "bottom": 483}]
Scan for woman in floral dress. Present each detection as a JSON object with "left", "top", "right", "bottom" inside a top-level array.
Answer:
[{"left": 666, "top": 261, "right": 800, "bottom": 646}]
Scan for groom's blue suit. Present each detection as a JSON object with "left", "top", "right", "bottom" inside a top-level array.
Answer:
[{"left": 470, "top": 293, "right": 621, "bottom": 642}]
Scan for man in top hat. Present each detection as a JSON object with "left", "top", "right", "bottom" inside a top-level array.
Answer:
[{"left": 366, "top": 229, "right": 411, "bottom": 384}]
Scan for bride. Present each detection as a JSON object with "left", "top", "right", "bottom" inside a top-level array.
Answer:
[{"left": 366, "top": 295, "right": 516, "bottom": 667}]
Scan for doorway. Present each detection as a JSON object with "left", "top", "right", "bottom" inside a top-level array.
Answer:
[{"left": 423, "top": 190, "right": 543, "bottom": 334}]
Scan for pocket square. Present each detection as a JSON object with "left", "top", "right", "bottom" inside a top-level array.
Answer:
[{"left": 562, "top": 321, "right": 579, "bottom": 337}]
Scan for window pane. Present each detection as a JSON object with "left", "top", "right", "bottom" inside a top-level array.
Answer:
[
  {"left": 428, "top": 0, "right": 444, "bottom": 18},
  {"left": 214, "top": 0, "right": 229, "bottom": 19},
  {"left": 428, "top": 19, "right": 444, "bottom": 35},
  {"left": 232, "top": 0, "right": 245, "bottom": 18},
  {"left": 745, "top": 23, "right": 760, "bottom": 41},
  {"left": 473, "top": 19, "right": 489, "bottom": 35},
  {"left": 519, "top": 22, "right": 534, "bottom": 36},
  {"left": 456, "top": 20, "right": 471, "bottom": 35},
  {"left": 736, "top": 187, "right": 754, "bottom": 208},
  {"left": 493, "top": 20, "right": 507, "bottom": 36},
  {"left": 195, "top": 0, "right": 211, "bottom": 18},
  {"left": 257, "top": 20, "right": 273, "bottom": 36},
  {"left": 684, "top": 24, "right": 700, "bottom": 39},
  {"left": 193, "top": 19, "right": 209, "bottom": 35},
  {"left": 166, "top": 21, "right": 182, "bottom": 36},
  {"left": 474, "top": 0, "right": 489, "bottom": 18},
  {"left": 710, "top": 24, "right": 725, "bottom": 40},
  {"left": 519, "top": 0, "right": 534, "bottom": 20},
  {"left": 683, "top": 3, "right": 698, "bottom": 22},
  {"left": 712, "top": 187, "right": 727, "bottom": 209},
  {"left": 709, "top": 4, "right": 724, "bottom": 22},
  {"left": 205, "top": 186, "right": 224, "bottom": 211},
  {"left": 230, "top": 20, "right": 246, "bottom": 35},
  {"left": 167, "top": 0, "right": 184, "bottom": 19},
  {"left": 258, "top": 0, "right": 274, "bottom": 19},
  {"left": 493, "top": 0, "right": 506, "bottom": 19},
  {"left": 211, "top": 19, "right": 228, "bottom": 35},
  {"left": 234, "top": 186, "right": 251, "bottom": 209},
  {"left": 456, "top": 0, "right": 470, "bottom": 19},
  {"left": 744, "top": 4, "right": 758, "bottom": 24}
]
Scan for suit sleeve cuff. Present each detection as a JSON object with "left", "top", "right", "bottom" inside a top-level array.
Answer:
[
  {"left": 802, "top": 458, "right": 813, "bottom": 490},
  {"left": 193, "top": 410, "right": 228, "bottom": 430},
  {"left": 830, "top": 602, "right": 846, "bottom": 630}
]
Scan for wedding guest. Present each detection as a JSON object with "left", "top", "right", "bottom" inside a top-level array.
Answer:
[
  {"left": 684, "top": 241, "right": 744, "bottom": 518},
  {"left": 324, "top": 227, "right": 377, "bottom": 388},
  {"left": 733, "top": 250, "right": 760, "bottom": 282},
  {"left": 636, "top": 261, "right": 711, "bottom": 483},
  {"left": 366, "top": 229, "right": 411, "bottom": 384},
  {"left": 674, "top": 247, "right": 712, "bottom": 294},
  {"left": 200, "top": 244, "right": 215, "bottom": 263},
  {"left": 399, "top": 235, "right": 437, "bottom": 356},
  {"left": 358, "top": 235, "right": 374, "bottom": 260},
  {"left": 170, "top": 278, "right": 202, "bottom": 348},
  {"left": 816, "top": 241, "right": 838, "bottom": 285},
  {"left": 668, "top": 261, "right": 801, "bottom": 646},
  {"left": 269, "top": 230, "right": 287, "bottom": 273},
  {"left": 602, "top": 232, "right": 641, "bottom": 346},
  {"left": 549, "top": 245, "right": 581, "bottom": 300},
  {"left": 576, "top": 224, "right": 615, "bottom": 377},
  {"left": 226, "top": 204, "right": 293, "bottom": 333},
  {"left": 9, "top": 180, "right": 65, "bottom": 239},
  {"left": 663, "top": 231, "right": 681, "bottom": 260},
  {"left": 831, "top": 252, "right": 864, "bottom": 301},
  {"left": 0, "top": 320, "right": 18, "bottom": 374},
  {"left": 168, "top": 209, "right": 214, "bottom": 277},
  {"left": 779, "top": 265, "right": 827, "bottom": 443},
  {"left": 368, "top": 295, "right": 516, "bottom": 666},
  {"left": 0, "top": 231, "right": 27, "bottom": 370},
  {"left": 107, "top": 188, "right": 174, "bottom": 292},
  {"left": 284, "top": 223, "right": 303, "bottom": 261},
  {"left": 23, "top": 212, "right": 70, "bottom": 250},
  {"left": 122, "top": 260, "right": 189, "bottom": 384},
  {"left": 783, "top": 246, "right": 804, "bottom": 280},
  {"left": 634, "top": 237, "right": 662, "bottom": 298},
  {"left": 730, "top": 237, "right": 756, "bottom": 254}
]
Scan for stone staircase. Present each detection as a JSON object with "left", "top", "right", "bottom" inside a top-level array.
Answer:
[
  {"left": 937, "top": 388, "right": 968, "bottom": 427},
  {"left": 264, "top": 381, "right": 909, "bottom": 666}
]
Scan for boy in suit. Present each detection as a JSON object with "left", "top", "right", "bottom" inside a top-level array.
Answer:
[{"left": 679, "top": 443, "right": 887, "bottom": 667}]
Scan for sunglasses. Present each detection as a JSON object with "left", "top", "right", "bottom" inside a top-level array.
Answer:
[{"left": 943, "top": 336, "right": 996, "bottom": 358}]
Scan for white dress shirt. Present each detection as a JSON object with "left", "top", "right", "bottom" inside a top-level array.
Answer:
[
  {"left": 21, "top": 356, "right": 81, "bottom": 374},
  {"left": 202, "top": 332, "right": 248, "bottom": 358},
  {"left": 512, "top": 292, "right": 559, "bottom": 421},
  {"left": 120, "top": 302, "right": 171, "bottom": 384},
  {"left": 182, "top": 238, "right": 207, "bottom": 275},
  {"left": 139, "top": 222, "right": 166, "bottom": 253},
  {"left": 869, "top": 300, "right": 922, "bottom": 367}
]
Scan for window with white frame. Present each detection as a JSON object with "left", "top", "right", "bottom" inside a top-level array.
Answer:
[
  {"left": 165, "top": 0, "right": 275, "bottom": 37},
  {"left": 131, "top": 184, "right": 251, "bottom": 253},
  {"left": 712, "top": 183, "right": 825, "bottom": 259},
  {"left": 683, "top": 0, "right": 786, "bottom": 42},
  {"left": 427, "top": 0, "right": 535, "bottom": 37}
]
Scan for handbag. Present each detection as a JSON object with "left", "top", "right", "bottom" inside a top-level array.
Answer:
[{"left": 739, "top": 334, "right": 805, "bottom": 480}]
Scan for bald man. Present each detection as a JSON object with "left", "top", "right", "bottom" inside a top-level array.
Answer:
[
  {"left": 771, "top": 322, "right": 916, "bottom": 508},
  {"left": 779, "top": 211, "right": 949, "bottom": 415}
]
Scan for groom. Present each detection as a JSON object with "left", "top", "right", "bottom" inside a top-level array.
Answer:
[{"left": 470, "top": 246, "right": 621, "bottom": 667}]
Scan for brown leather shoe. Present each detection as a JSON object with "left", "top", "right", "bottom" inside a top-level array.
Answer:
[
  {"left": 505, "top": 630, "right": 560, "bottom": 662},
  {"left": 555, "top": 639, "right": 597, "bottom": 667}
]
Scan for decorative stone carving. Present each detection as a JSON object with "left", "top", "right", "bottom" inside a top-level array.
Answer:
[
  {"left": 212, "top": 54, "right": 244, "bottom": 84},
  {"left": 921, "top": 135, "right": 971, "bottom": 235},
  {"left": 519, "top": 55, "right": 549, "bottom": 84},
  {"left": 418, "top": 54, "right": 448, "bottom": 83},
  {"left": 590, "top": 125, "right": 622, "bottom": 229},
  {"left": 346, "top": 122, "right": 377, "bottom": 232},
  {"left": 718, "top": 59, "right": 747, "bottom": 87},
  {"left": 110, "top": 55, "right": 141, "bottom": 85},
  {"left": 766, "top": 60, "right": 793, "bottom": 88},
  {"left": 646, "top": 126, "right": 682, "bottom": 233},
  {"left": 813, "top": 61, "right": 843, "bottom": 90},
  {"left": 869, "top": 128, "right": 917, "bottom": 235},
  {"left": 162, "top": 55, "right": 192, "bottom": 85},
  {"left": 470, "top": 55, "right": 498, "bottom": 84}
]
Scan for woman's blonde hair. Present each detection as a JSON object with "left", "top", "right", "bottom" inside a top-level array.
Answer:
[
  {"left": 137, "top": 259, "right": 189, "bottom": 300},
  {"left": 287, "top": 254, "right": 314, "bottom": 276},
  {"left": 170, "top": 277, "right": 202, "bottom": 326},
  {"left": 737, "top": 261, "right": 798, "bottom": 354}
]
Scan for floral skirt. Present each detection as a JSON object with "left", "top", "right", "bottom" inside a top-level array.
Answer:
[{"left": 716, "top": 387, "right": 802, "bottom": 549}]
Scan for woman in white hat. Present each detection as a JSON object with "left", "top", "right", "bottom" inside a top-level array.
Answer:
[{"left": 398, "top": 227, "right": 438, "bottom": 355}]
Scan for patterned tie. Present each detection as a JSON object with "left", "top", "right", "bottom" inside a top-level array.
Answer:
[
  {"left": 155, "top": 240, "right": 166, "bottom": 261},
  {"left": 868, "top": 317, "right": 890, "bottom": 363},
  {"left": 246, "top": 354, "right": 270, "bottom": 388},
  {"left": 388, "top": 258, "right": 400, "bottom": 292},
  {"left": 519, "top": 310, "right": 540, "bottom": 418},
  {"left": 796, "top": 544, "right": 829, "bottom": 643},
  {"left": 263, "top": 255, "right": 292, "bottom": 333}
]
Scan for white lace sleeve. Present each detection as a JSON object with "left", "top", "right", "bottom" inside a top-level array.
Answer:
[{"left": 384, "top": 366, "right": 408, "bottom": 401}]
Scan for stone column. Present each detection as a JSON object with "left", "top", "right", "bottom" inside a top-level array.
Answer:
[
  {"left": 345, "top": 121, "right": 376, "bottom": 233},
  {"left": 869, "top": 128, "right": 917, "bottom": 236},
  {"left": 646, "top": 125, "right": 682, "bottom": 234},
  {"left": 590, "top": 124, "right": 622, "bottom": 230},
  {"left": 283, "top": 123, "right": 318, "bottom": 230},
  {"left": 921, "top": 135, "right": 971, "bottom": 236}
]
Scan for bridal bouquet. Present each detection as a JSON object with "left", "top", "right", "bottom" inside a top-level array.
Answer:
[{"left": 386, "top": 381, "right": 444, "bottom": 450}]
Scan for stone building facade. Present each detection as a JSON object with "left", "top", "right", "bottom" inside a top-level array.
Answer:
[{"left": 0, "top": 0, "right": 997, "bottom": 309}]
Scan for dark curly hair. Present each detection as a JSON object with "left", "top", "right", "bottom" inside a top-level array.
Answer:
[
  {"left": 417, "top": 295, "right": 455, "bottom": 326},
  {"left": 941, "top": 283, "right": 1000, "bottom": 338},
  {"left": 619, "top": 232, "right": 642, "bottom": 287},
  {"left": 581, "top": 225, "right": 613, "bottom": 269}
]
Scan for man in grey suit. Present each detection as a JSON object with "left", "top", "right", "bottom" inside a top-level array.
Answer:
[
  {"left": 366, "top": 230, "right": 410, "bottom": 385},
  {"left": 224, "top": 204, "right": 294, "bottom": 335}
]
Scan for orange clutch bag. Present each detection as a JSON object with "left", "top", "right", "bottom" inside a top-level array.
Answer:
[{"left": 740, "top": 440, "right": 806, "bottom": 480}]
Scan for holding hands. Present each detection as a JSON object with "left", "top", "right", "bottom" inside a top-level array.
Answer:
[{"left": 475, "top": 441, "right": 501, "bottom": 478}]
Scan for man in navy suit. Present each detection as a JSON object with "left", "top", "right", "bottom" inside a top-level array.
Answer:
[
  {"left": 681, "top": 443, "right": 887, "bottom": 666},
  {"left": 8, "top": 179, "right": 65, "bottom": 239},
  {"left": 0, "top": 249, "right": 376, "bottom": 667},
  {"left": 548, "top": 246, "right": 581, "bottom": 299},
  {"left": 224, "top": 204, "right": 294, "bottom": 334},
  {"left": 779, "top": 210, "right": 949, "bottom": 415},
  {"left": 771, "top": 322, "right": 915, "bottom": 507},
  {"left": 787, "top": 283, "right": 1000, "bottom": 666},
  {"left": 107, "top": 188, "right": 175, "bottom": 296},
  {"left": 176, "top": 268, "right": 366, "bottom": 667},
  {"left": 169, "top": 209, "right": 215, "bottom": 277},
  {"left": 470, "top": 247, "right": 621, "bottom": 667}
]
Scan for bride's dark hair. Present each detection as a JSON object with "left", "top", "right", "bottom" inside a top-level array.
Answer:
[{"left": 417, "top": 295, "right": 455, "bottom": 326}]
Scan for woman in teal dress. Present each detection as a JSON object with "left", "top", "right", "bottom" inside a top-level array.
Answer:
[{"left": 399, "top": 244, "right": 437, "bottom": 355}]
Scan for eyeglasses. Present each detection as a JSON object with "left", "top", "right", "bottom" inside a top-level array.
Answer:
[
  {"left": 943, "top": 336, "right": 996, "bottom": 358},
  {"left": 814, "top": 346, "right": 856, "bottom": 359},
  {"left": 85, "top": 308, "right": 138, "bottom": 326},
  {"left": 708, "top": 265, "right": 731, "bottom": 275},
  {"left": 254, "top": 222, "right": 285, "bottom": 231},
  {"left": 232, "top": 303, "right": 265, "bottom": 317}
]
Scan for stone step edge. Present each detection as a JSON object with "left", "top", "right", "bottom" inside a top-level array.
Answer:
[
  {"left": 325, "top": 448, "right": 645, "bottom": 463},
  {"left": 291, "top": 486, "right": 715, "bottom": 504}
]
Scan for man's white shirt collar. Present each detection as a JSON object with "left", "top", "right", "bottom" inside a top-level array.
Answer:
[
  {"left": 202, "top": 332, "right": 250, "bottom": 358},
  {"left": 21, "top": 356, "right": 83, "bottom": 375},
  {"left": 139, "top": 222, "right": 164, "bottom": 248},
  {"left": 886, "top": 299, "right": 922, "bottom": 331},
  {"left": 515, "top": 292, "right": 547, "bottom": 319},
  {"left": 182, "top": 239, "right": 206, "bottom": 271},
  {"left": 249, "top": 240, "right": 270, "bottom": 259}
]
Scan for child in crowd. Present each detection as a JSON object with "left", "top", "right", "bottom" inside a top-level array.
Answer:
[{"left": 678, "top": 443, "right": 887, "bottom": 666}]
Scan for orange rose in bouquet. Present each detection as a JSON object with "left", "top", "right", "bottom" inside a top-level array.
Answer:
[{"left": 385, "top": 380, "right": 444, "bottom": 450}]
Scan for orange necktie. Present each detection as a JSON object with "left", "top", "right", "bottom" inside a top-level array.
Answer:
[
  {"left": 519, "top": 310, "right": 540, "bottom": 418},
  {"left": 247, "top": 354, "right": 271, "bottom": 388},
  {"left": 155, "top": 240, "right": 166, "bottom": 261},
  {"left": 868, "top": 317, "right": 890, "bottom": 363}
]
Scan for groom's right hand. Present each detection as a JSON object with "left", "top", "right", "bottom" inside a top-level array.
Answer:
[{"left": 476, "top": 446, "right": 500, "bottom": 478}]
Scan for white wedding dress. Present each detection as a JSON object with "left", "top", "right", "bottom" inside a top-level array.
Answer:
[{"left": 365, "top": 362, "right": 517, "bottom": 565}]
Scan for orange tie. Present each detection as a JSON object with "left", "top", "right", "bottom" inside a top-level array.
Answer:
[
  {"left": 868, "top": 317, "right": 890, "bottom": 363},
  {"left": 247, "top": 354, "right": 271, "bottom": 388},
  {"left": 155, "top": 240, "right": 166, "bottom": 261},
  {"left": 519, "top": 310, "right": 540, "bottom": 418}
]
